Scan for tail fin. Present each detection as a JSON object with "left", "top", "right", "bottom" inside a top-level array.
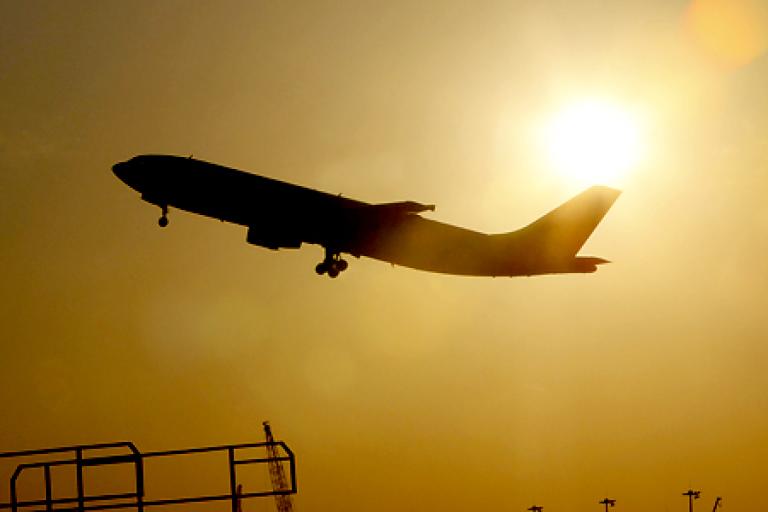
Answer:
[
  {"left": 498, "top": 186, "right": 621, "bottom": 265},
  {"left": 524, "top": 186, "right": 620, "bottom": 256}
]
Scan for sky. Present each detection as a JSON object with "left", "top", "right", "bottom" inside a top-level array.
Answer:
[{"left": 2, "top": 1, "right": 768, "bottom": 511}]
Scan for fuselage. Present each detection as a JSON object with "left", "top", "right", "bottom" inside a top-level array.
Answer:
[{"left": 113, "top": 155, "right": 616, "bottom": 277}]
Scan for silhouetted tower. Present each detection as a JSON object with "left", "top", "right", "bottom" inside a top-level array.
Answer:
[
  {"left": 683, "top": 489, "right": 701, "bottom": 512},
  {"left": 599, "top": 497, "right": 616, "bottom": 512},
  {"left": 712, "top": 496, "right": 722, "bottom": 512},
  {"left": 263, "top": 422, "right": 293, "bottom": 512}
]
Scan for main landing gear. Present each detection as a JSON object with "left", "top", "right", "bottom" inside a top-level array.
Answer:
[
  {"left": 315, "top": 249, "right": 348, "bottom": 278},
  {"left": 158, "top": 205, "right": 169, "bottom": 227}
]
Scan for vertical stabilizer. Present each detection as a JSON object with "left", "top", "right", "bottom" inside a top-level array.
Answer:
[
  {"left": 522, "top": 186, "right": 621, "bottom": 256},
  {"left": 496, "top": 186, "right": 621, "bottom": 270}
]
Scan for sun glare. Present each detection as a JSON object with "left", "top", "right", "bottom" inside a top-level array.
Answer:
[{"left": 541, "top": 99, "right": 644, "bottom": 187}]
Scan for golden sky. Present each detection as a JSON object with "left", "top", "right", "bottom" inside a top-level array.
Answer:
[{"left": 2, "top": 1, "right": 768, "bottom": 511}]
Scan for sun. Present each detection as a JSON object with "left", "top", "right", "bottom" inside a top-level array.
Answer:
[{"left": 541, "top": 99, "right": 644, "bottom": 187}]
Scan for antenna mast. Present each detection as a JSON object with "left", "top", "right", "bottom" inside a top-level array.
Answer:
[{"left": 263, "top": 421, "right": 294, "bottom": 512}]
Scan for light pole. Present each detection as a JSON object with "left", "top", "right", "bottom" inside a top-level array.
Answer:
[
  {"left": 683, "top": 489, "right": 701, "bottom": 512},
  {"left": 528, "top": 505, "right": 543, "bottom": 512},
  {"left": 599, "top": 498, "right": 616, "bottom": 512}
]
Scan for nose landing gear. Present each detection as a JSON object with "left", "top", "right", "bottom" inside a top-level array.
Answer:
[
  {"left": 315, "top": 250, "right": 348, "bottom": 278},
  {"left": 158, "top": 205, "right": 169, "bottom": 227}
]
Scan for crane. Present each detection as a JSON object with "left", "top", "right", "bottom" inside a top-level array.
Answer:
[{"left": 263, "top": 421, "right": 294, "bottom": 512}]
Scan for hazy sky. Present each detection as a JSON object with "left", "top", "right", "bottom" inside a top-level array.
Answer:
[{"left": 2, "top": 1, "right": 768, "bottom": 511}]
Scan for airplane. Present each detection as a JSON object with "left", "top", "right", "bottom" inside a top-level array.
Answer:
[{"left": 112, "top": 154, "right": 620, "bottom": 278}]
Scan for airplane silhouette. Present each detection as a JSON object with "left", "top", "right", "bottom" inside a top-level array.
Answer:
[{"left": 113, "top": 155, "right": 620, "bottom": 278}]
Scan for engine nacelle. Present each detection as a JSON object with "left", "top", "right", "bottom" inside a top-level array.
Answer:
[{"left": 246, "top": 225, "right": 302, "bottom": 250}]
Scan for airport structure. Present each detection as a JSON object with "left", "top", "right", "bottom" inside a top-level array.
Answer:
[
  {"left": 0, "top": 428, "right": 296, "bottom": 512},
  {"left": 1, "top": 427, "right": 722, "bottom": 512}
]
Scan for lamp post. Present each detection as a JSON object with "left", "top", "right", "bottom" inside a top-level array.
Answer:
[
  {"left": 599, "top": 498, "right": 616, "bottom": 512},
  {"left": 683, "top": 489, "right": 701, "bottom": 512}
]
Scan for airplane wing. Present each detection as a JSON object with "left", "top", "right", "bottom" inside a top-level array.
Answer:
[{"left": 356, "top": 201, "right": 435, "bottom": 216}]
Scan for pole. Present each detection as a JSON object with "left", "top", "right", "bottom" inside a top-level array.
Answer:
[
  {"left": 683, "top": 489, "right": 701, "bottom": 512},
  {"left": 599, "top": 498, "right": 616, "bottom": 512}
]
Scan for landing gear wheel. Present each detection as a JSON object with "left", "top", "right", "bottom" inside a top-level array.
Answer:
[{"left": 316, "top": 248, "right": 348, "bottom": 278}]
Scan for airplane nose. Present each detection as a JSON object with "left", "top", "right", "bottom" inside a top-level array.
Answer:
[
  {"left": 112, "top": 159, "right": 147, "bottom": 192},
  {"left": 112, "top": 161, "right": 129, "bottom": 182}
]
